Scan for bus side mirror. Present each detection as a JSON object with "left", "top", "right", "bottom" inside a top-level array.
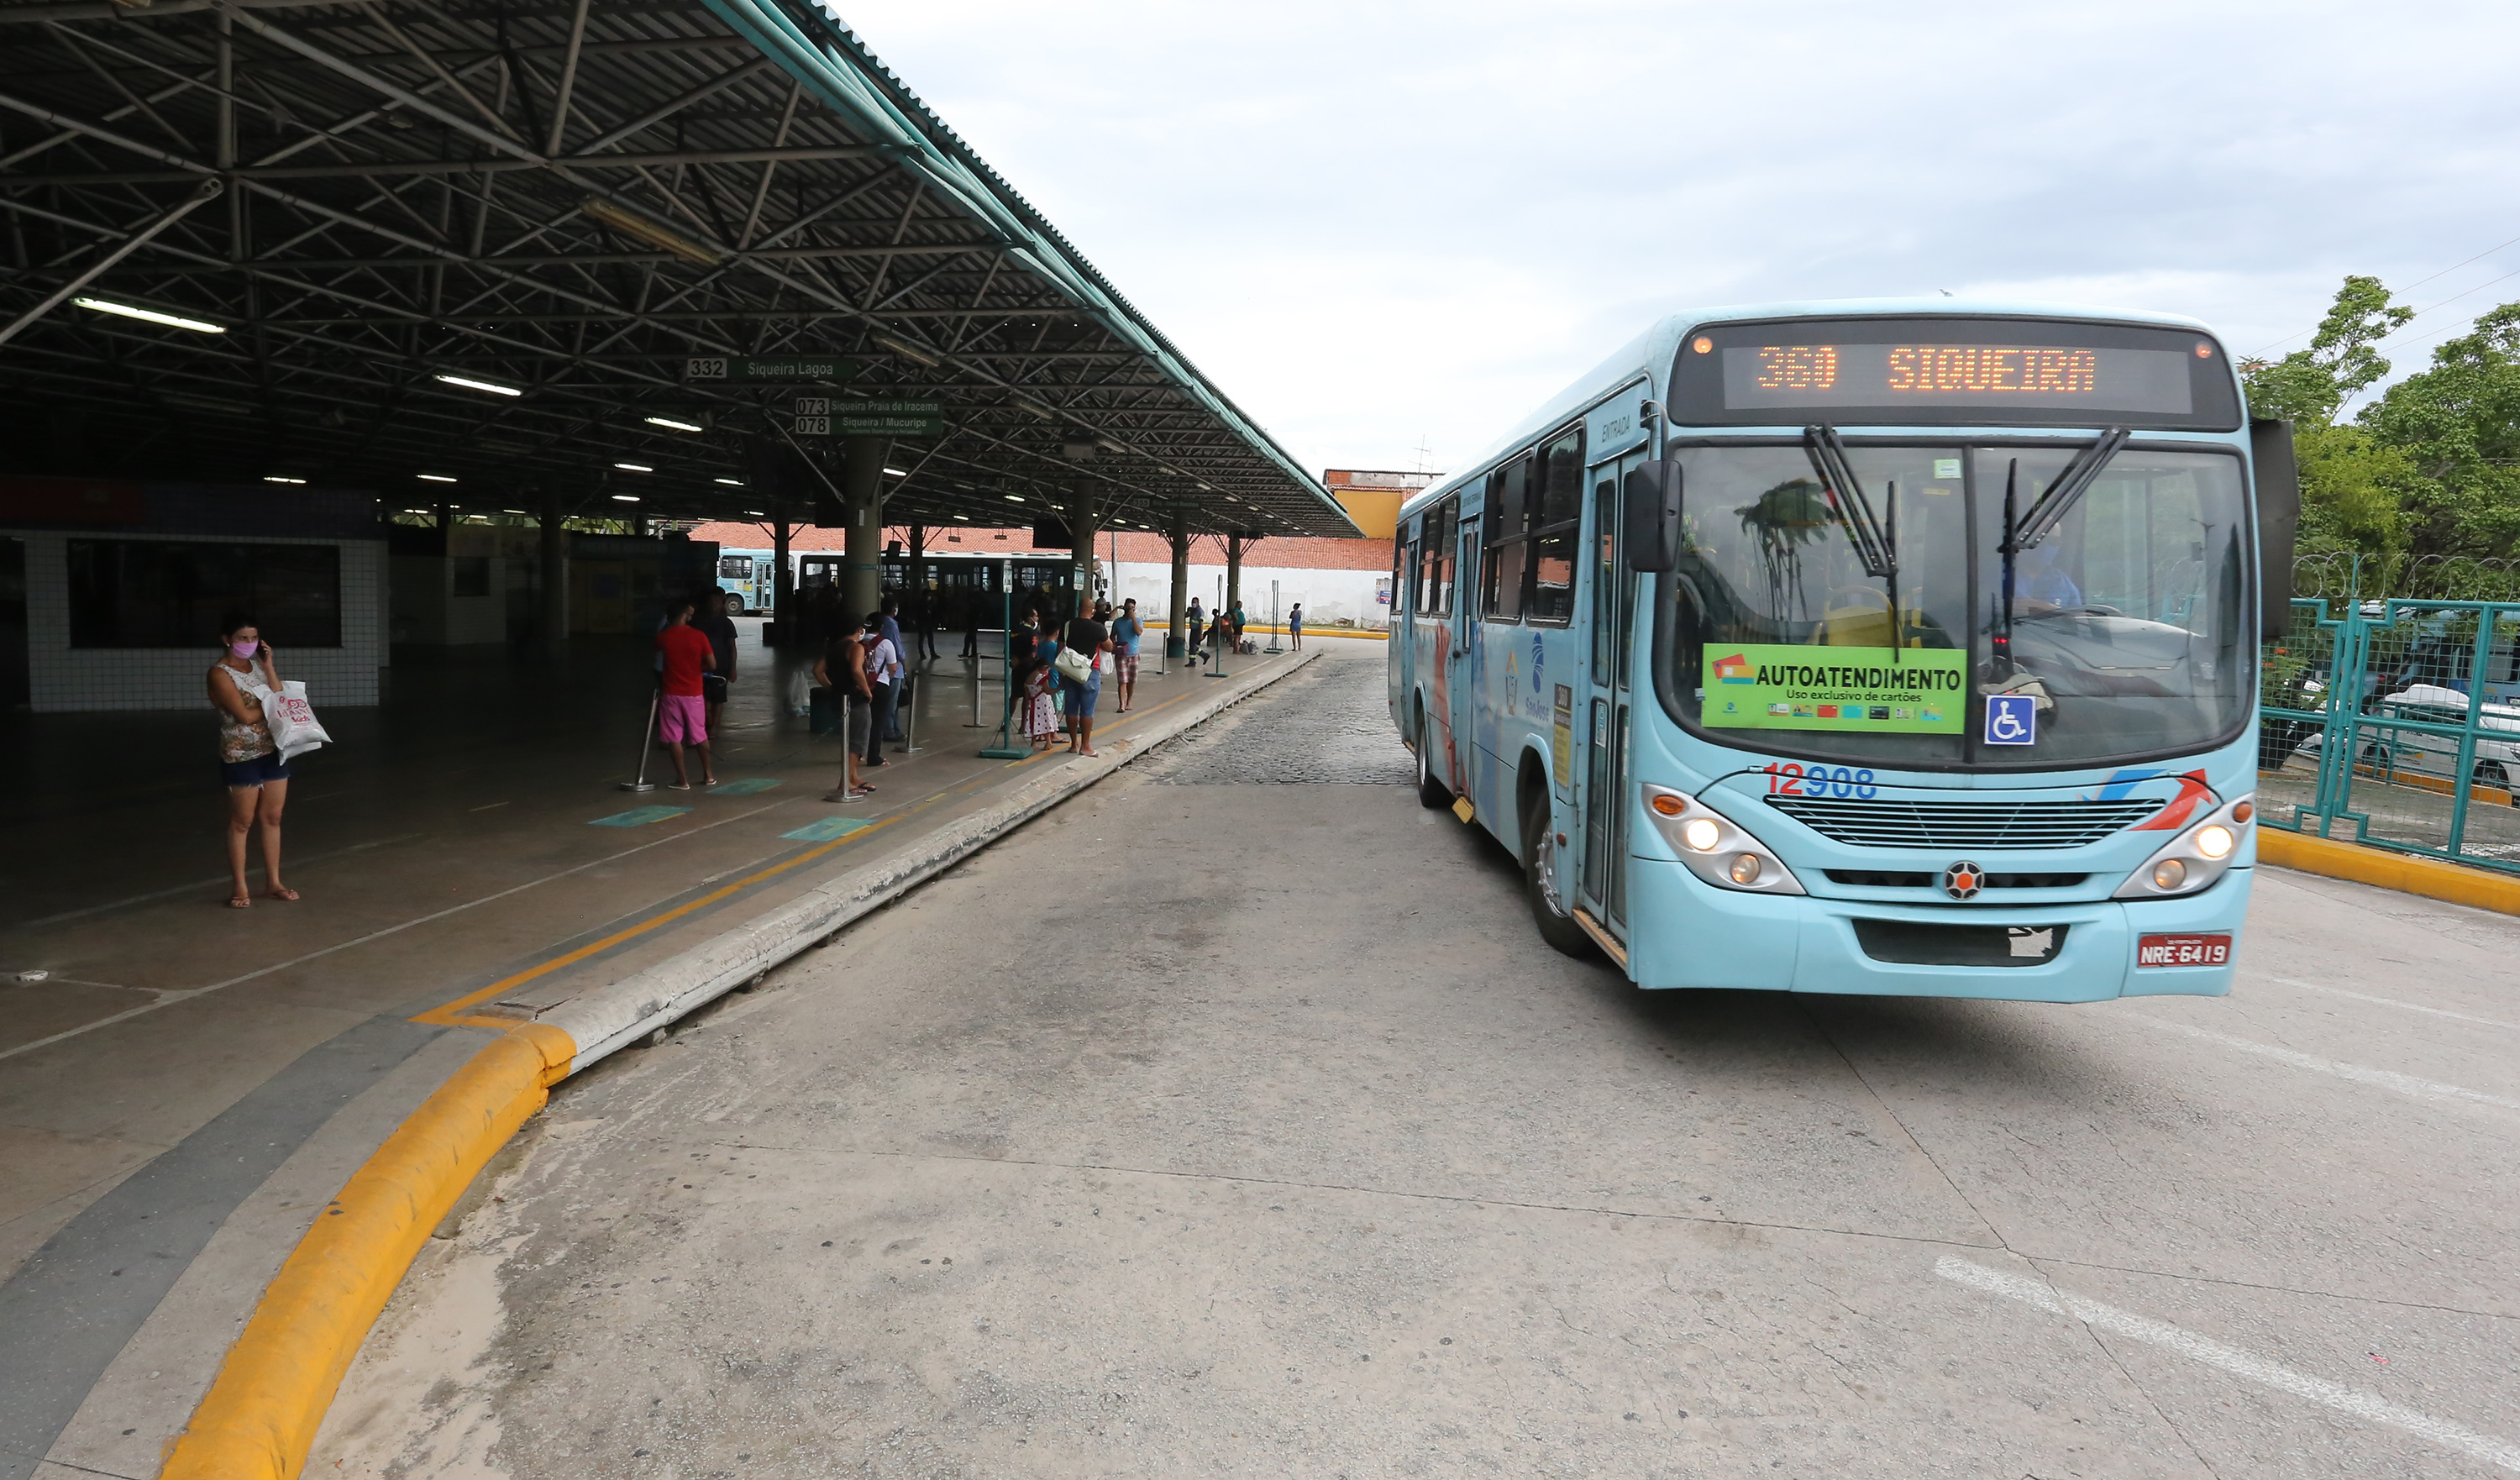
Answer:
[
  {"left": 2250, "top": 418, "right": 2299, "bottom": 641},
  {"left": 1624, "top": 459, "right": 1681, "bottom": 572}
]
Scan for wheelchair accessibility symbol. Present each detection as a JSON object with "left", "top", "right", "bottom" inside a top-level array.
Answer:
[{"left": 1984, "top": 693, "right": 2038, "bottom": 746}]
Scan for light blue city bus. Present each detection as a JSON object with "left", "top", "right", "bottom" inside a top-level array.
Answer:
[{"left": 1389, "top": 299, "right": 2298, "bottom": 1000}]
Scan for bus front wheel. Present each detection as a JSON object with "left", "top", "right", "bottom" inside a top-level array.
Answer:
[{"left": 1521, "top": 786, "right": 1596, "bottom": 961}]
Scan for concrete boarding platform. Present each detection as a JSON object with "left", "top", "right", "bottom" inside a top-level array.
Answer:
[{"left": 0, "top": 623, "right": 1303, "bottom": 1480}]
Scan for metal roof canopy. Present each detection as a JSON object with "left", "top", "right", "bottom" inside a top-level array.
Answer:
[{"left": 0, "top": 0, "right": 1355, "bottom": 539}]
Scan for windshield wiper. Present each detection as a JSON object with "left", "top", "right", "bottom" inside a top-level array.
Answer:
[
  {"left": 2008, "top": 427, "right": 2129, "bottom": 551},
  {"left": 1803, "top": 425, "right": 1896, "bottom": 579},
  {"left": 1803, "top": 425, "right": 1903, "bottom": 648},
  {"left": 1994, "top": 427, "right": 2130, "bottom": 676}
]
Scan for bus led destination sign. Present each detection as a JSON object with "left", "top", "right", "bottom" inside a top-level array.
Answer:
[
  {"left": 1723, "top": 342, "right": 2192, "bottom": 415},
  {"left": 1702, "top": 644, "right": 1966, "bottom": 734}
]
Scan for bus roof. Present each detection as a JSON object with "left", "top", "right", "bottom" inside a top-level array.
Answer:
[{"left": 1399, "top": 296, "right": 2220, "bottom": 522}]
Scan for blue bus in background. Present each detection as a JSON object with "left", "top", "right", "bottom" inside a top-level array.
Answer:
[{"left": 1389, "top": 299, "right": 2299, "bottom": 1000}]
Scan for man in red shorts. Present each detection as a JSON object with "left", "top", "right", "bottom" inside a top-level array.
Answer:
[{"left": 654, "top": 597, "right": 718, "bottom": 790}]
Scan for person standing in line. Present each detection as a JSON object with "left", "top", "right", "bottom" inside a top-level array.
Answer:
[
  {"left": 209, "top": 611, "right": 296, "bottom": 908},
  {"left": 1060, "top": 601, "right": 1110, "bottom": 757},
  {"left": 1227, "top": 596, "right": 1249, "bottom": 655},
  {"left": 876, "top": 599, "right": 909, "bottom": 745},
  {"left": 696, "top": 587, "right": 741, "bottom": 742},
  {"left": 1184, "top": 597, "right": 1205, "bottom": 667},
  {"left": 1287, "top": 602, "right": 1304, "bottom": 652},
  {"left": 654, "top": 598, "right": 718, "bottom": 790},
  {"left": 1109, "top": 597, "right": 1143, "bottom": 712},
  {"left": 856, "top": 610, "right": 899, "bottom": 776},
  {"left": 1018, "top": 640, "right": 1060, "bottom": 751},
  {"left": 813, "top": 618, "right": 874, "bottom": 800}
]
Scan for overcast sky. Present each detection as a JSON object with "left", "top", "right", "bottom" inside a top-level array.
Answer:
[{"left": 838, "top": 0, "right": 2520, "bottom": 479}]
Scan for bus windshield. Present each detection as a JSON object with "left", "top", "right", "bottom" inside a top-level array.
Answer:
[{"left": 1665, "top": 442, "right": 2250, "bottom": 769}]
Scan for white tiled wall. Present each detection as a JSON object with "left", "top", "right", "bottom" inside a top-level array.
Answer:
[{"left": 16, "top": 532, "right": 386, "bottom": 712}]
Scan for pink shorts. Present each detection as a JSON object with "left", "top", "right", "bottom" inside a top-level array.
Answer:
[{"left": 659, "top": 692, "right": 707, "bottom": 744}]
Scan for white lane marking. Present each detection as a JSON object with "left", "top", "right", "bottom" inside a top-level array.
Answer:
[
  {"left": 17, "top": 833, "right": 426, "bottom": 928},
  {"left": 1937, "top": 1257, "right": 2520, "bottom": 1473},
  {"left": 2264, "top": 976, "right": 2520, "bottom": 1033},
  {"left": 2124, "top": 1014, "right": 2520, "bottom": 1114},
  {"left": 0, "top": 801, "right": 790, "bottom": 1063}
]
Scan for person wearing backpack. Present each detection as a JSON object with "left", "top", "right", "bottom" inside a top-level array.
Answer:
[{"left": 856, "top": 610, "right": 899, "bottom": 774}]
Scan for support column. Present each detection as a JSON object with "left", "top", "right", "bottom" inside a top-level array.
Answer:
[
  {"left": 1066, "top": 479, "right": 1101, "bottom": 619},
  {"left": 840, "top": 436, "right": 890, "bottom": 621},
  {"left": 1166, "top": 516, "right": 1190, "bottom": 658},
  {"left": 906, "top": 519, "right": 927, "bottom": 658},
  {"left": 538, "top": 485, "right": 568, "bottom": 658},
  {"left": 772, "top": 506, "right": 794, "bottom": 643},
  {"left": 1226, "top": 532, "right": 1250, "bottom": 617}
]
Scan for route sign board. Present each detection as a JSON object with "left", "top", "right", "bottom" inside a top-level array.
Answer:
[
  {"left": 834, "top": 399, "right": 944, "bottom": 438},
  {"left": 685, "top": 356, "right": 857, "bottom": 383}
]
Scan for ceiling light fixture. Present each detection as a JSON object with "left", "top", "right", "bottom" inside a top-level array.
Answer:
[
  {"left": 434, "top": 372, "right": 521, "bottom": 397},
  {"left": 952, "top": 513, "right": 969, "bottom": 521},
  {"left": 417, "top": 473, "right": 458, "bottom": 484},
  {"left": 73, "top": 297, "right": 225, "bottom": 333},
  {"left": 871, "top": 331, "right": 942, "bottom": 369},
  {"left": 1004, "top": 494, "right": 1025, "bottom": 502},
  {"left": 262, "top": 475, "right": 306, "bottom": 485},
  {"left": 614, "top": 462, "right": 653, "bottom": 472},
  {"left": 612, "top": 494, "right": 641, "bottom": 502},
  {"left": 714, "top": 477, "right": 744, "bottom": 486},
  {"left": 578, "top": 197, "right": 722, "bottom": 266},
  {"left": 882, "top": 466, "right": 907, "bottom": 477},
  {"left": 1011, "top": 395, "right": 1054, "bottom": 421},
  {"left": 644, "top": 415, "right": 705, "bottom": 433}
]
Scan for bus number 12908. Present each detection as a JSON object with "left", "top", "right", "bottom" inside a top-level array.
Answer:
[{"left": 1762, "top": 763, "right": 1878, "bottom": 799}]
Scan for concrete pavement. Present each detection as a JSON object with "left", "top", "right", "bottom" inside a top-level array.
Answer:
[
  {"left": 0, "top": 625, "right": 1306, "bottom": 1480},
  {"left": 306, "top": 645, "right": 2520, "bottom": 1479}
]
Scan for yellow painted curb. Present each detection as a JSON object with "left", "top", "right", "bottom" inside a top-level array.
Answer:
[
  {"left": 161, "top": 1022, "right": 575, "bottom": 1480},
  {"left": 2257, "top": 830, "right": 2520, "bottom": 917}
]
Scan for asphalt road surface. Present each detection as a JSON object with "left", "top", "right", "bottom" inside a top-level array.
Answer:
[{"left": 311, "top": 645, "right": 2520, "bottom": 1479}]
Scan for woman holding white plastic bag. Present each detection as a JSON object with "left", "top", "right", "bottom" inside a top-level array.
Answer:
[{"left": 208, "top": 611, "right": 298, "bottom": 909}]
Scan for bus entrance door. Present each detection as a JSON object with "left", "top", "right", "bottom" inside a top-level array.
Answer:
[
  {"left": 1578, "top": 454, "right": 1644, "bottom": 933},
  {"left": 1450, "top": 512, "right": 1482, "bottom": 795}
]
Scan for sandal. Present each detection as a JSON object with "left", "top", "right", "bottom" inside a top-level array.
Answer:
[
  {"left": 228, "top": 892, "right": 251, "bottom": 909},
  {"left": 265, "top": 886, "right": 300, "bottom": 902}
]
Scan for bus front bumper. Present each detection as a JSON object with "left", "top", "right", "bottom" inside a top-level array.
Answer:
[{"left": 1625, "top": 858, "right": 2244, "bottom": 1002}]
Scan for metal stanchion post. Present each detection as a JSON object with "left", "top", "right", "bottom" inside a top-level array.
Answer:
[
  {"left": 900, "top": 666, "right": 924, "bottom": 754},
  {"left": 1266, "top": 580, "right": 1283, "bottom": 653},
  {"left": 979, "top": 580, "right": 1027, "bottom": 758},
  {"left": 1210, "top": 617, "right": 1231, "bottom": 679},
  {"left": 620, "top": 687, "right": 660, "bottom": 791}
]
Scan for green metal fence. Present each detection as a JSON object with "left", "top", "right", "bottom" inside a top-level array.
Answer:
[{"left": 2259, "top": 556, "right": 2520, "bottom": 874}]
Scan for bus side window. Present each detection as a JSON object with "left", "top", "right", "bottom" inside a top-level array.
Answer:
[
  {"left": 1484, "top": 457, "right": 1530, "bottom": 622},
  {"left": 1525, "top": 428, "right": 1583, "bottom": 624},
  {"left": 1431, "top": 498, "right": 1457, "bottom": 616}
]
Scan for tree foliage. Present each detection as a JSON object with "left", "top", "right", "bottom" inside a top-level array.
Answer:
[{"left": 2242, "top": 277, "right": 2520, "bottom": 558}]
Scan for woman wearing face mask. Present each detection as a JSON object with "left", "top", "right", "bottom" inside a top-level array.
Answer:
[{"left": 208, "top": 611, "right": 295, "bottom": 908}]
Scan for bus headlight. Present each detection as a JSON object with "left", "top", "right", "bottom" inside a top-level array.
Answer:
[
  {"left": 2115, "top": 795, "right": 2253, "bottom": 900},
  {"left": 1641, "top": 785, "right": 1805, "bottom": 895}
]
